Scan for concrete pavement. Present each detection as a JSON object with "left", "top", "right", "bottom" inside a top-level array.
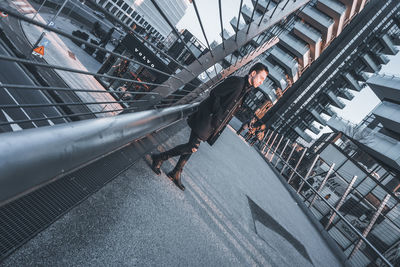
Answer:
[
  {"left": 1, "top": 125, "right": 342, "bottom": 266},
  {"left": 20, "top": 8, "right": 121, "bottom": 116}
]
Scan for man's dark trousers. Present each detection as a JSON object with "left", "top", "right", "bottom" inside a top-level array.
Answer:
[{"left": 160, "top": 130, "right": 202, "bottom": 168}]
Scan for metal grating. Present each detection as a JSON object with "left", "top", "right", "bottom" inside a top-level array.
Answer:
[{"left": 0, "top": 121, "right": 185, "bottom": 262}]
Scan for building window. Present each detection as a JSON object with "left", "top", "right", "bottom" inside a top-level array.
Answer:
[
  {"left": 117, "top": 0, "right": 123, "bottom": 6},
  {"left": 105, "top": 2, "right": 112, "bottom": 9},
  {"left": 135, "top": 14, "right": 141, "bottom": 21},
  {"left": 139, "top": 18, "right": 145, "bottom": 24},
  {"left": 122, "top": 3, "right": 128, "bottom": 11},
  {"left": 128, "top": 7, "right": 133, "bottom": 14}
]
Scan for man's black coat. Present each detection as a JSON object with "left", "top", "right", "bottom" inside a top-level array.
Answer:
[{"left": 187, "top": 75, "right": 252, "bottom": 145}]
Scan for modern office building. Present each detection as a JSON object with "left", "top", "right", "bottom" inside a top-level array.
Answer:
[
  {"left": 225, "top": 0, "right": 374, "bottom": 123},
  {"left": 319, "top": 73, "right": 400, "bottom": 265},
  {"left": 256, "top": 0, "right": 399, "bottom": 145},
  {"left": 96, "top": 31, "right": 177, "bottom": 101},
  {"left": 166, "top": 29, "right": 207, "bottom": 65},
  {"left": 328, "top": 74, "right": 400, "bottom": 174},
  {"left": 297, "top": 130, "right": 400, "bottom": 266},
  {"left": 95, "top": 0, "right": 190, "bottom": 39},
  {"left": 96, "top": 26, "right": 208, "bottom": 104}
]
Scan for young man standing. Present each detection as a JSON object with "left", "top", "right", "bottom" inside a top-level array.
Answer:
[{"left": 150, "top": 63, "right": 269, "bottom": 190}]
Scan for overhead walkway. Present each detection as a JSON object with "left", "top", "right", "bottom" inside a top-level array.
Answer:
[
  {"left": 0, "top": 0, "right": 393, "bottom": 266},
  {"left": 0, "top": 124, "right": 341, "bottom": 267}
]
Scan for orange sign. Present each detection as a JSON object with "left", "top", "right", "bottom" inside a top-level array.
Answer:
[{"left": 33, "top": 46, "right": 44, "bottom": 56}]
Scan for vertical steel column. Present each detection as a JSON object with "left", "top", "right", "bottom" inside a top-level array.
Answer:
[
  {"left": 149, "top": 0, "right": 213, "bottom": 81},
  {"left": 275, "top": 139, "right": 290, "bottom": 167},
  {"left": 269, "top": 134, "right": 284, "bottom": 162},
  {"left": 309, "top": 163, "right": 335, "bottom": 208},
  {"left": 261, "top": 130, "right": 274, "bottom": 154},
  {"left": 234, "top": 0, "right": 244, "bottom": 42},
  {"left": 287, "top": 147, "right": 308, "bottom": 183},
  {"left": 154, "top": 0, "right": 311, "bottom": 103},
  {"left": 265, "top": 132, "right": 278, "bottom": 160},
  {"left": 280, "top": 143, "right": 298, "bottom": 175},
  {"left": 325, "top": 175, "right": 358, "bottom": 229},
  {"left": 192, "top": 0, "right": 218, "bottom": 77},
  {"left": 247, "top": 0, "right": 260, "bottom": 34},
  {"left": 30, "top": 0, "right": 69, "bottom": 55},
  {"left": 218, "top": 0, "right": 225, "bottom": 50},
  {"left": 297, "top": 154, "right": 320, "bottom": 192},
  {"left": 32, "top": 0, "right": 48, "bottom": 20},
  {"left": 229, "top": 0, "right": 244, "bottom": 65},
  {"left": 259, "top": 129, "right": 270, "bottom": 146},
  {"left": 349, "top": 194, "right": 391, "bottom": 259},
  {"left": 258, "top": 0, "right": 273, "bottom": 26}
]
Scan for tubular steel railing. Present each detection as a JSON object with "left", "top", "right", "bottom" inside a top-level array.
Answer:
[
  {"left": 0, "top": 0, "right": 310, "bottom": 132},
  {"left": 251, "top": 130, "right": 396, "bottom": 266},
  {"left": 1, "top": 0, "right": 397, "bottom": 265},
  {"left": 0, "top": 102, "right": 198, "bottom": 207},
  {"left": 0, "top": 0, "right": 313, "bottom": 222}
]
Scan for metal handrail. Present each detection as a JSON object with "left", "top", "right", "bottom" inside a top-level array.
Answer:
[
  {"left": 261, "top": 138, "right": 393, "bottom": 266},
  {"left": 0, "top": 103, "right": 199, "bottom": 207}
]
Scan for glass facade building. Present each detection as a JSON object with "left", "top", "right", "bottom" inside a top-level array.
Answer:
[{"left": 95, "top": 0, "right": 190, "bottom": 39}]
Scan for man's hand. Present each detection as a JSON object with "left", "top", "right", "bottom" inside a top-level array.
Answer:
[{"left": 276, "top": 88, "right": 283, "bottom": 99}]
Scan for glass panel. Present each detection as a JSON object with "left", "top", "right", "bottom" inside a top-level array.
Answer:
[
  {"left": 337, "top": 160, "right": 367, "bottom": 186},
  {"left": 320, "top": 144, "right": 347, "bottom": 168},
  {"left": 355, "top": 177, "right": 376, "bottom": 197}
]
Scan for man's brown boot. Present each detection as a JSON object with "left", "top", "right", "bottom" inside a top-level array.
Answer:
[{"left": 167, "top": 168, "right": 185, "bottom": 191}]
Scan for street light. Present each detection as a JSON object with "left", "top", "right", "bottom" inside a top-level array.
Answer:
[{"left": 29, "top": 0, "right": 70, "bottom": 57}]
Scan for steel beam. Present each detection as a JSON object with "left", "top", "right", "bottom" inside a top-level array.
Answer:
[
  {"left": 349, "top": 194, "right": 391, "bottom": 259},
  {"left": 0, "top": 104, "right": 198, "bottom": 207},
  {"left": 147, "top": 0, "right": 310, "bottom": 103}
]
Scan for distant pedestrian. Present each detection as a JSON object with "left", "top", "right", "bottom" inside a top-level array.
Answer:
[
  {"left": 108, "top": 58, "right": 130, "bottom": 88},
  {"left": 237, "top": 116, "right": 256, "bottom": 136},
  {"left": 244, "top": 117, "right": 258, "bottom": 140},
  {"left": 149, "top": 63, "right": 269, "bottom": 190},
  {"left": 249, "top": 124, "right": 266, "bottom": 147}
]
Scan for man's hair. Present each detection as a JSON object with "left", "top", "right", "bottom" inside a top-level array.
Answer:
[{"left": 248, "top": 62, "right": 269, "bottom": 75}]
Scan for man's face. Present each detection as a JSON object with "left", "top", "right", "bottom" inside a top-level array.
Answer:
[{"left": 249, "top": 70, "right": 268, "bottom": 88}]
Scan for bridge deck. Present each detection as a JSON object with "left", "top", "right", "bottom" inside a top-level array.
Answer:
[{"left": 2, "top": 126, "right": 341, "bottom": 266}]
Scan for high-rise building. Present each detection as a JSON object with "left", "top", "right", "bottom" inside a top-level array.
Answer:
[
  {"left": 328, "top": 74, "right": 400, "bottom": 174},
  {"left": 257, "top": 0, "right": 399, "bottom": 145},
  {"left": 304, "top": 130, "right": 400, "bottom": 266},
  {"left": 318, "top": 73, "right": 400, "bottom": 265},
  {"left": 221, "top": 0, "right": 376, "bottom": 125},
  {"left": 95, "top": 0, "right": 190, "bottom": 39}
]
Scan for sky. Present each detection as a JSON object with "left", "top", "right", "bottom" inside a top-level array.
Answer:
[
  {"left": 176, "top": 0, "right": 400, "bottom": 125},
  {"left": 177, "top": 0, "right": 252, "bottom": 46}
]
